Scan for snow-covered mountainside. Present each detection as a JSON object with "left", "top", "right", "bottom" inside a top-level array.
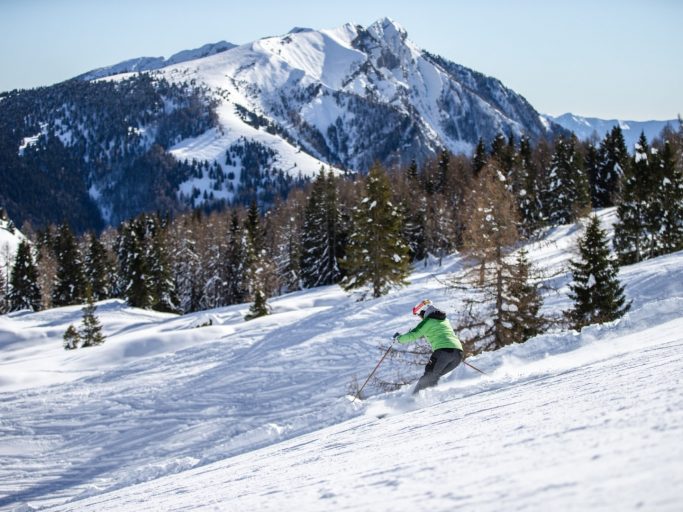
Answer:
[
  {"left": 548, "top": 112, "right": 678, "bottom": 151},
  {"left": 1, "top": 209, "right": 682, "bottom": 510},
  {"left": 75, "top": 41, "right": 237, "bottom": 81},
  {"left": 153, "top": 18, "right": 557, "bottom": 171},
  {"left": 0, "top": 18, "right": 565, "bottom": 230}
]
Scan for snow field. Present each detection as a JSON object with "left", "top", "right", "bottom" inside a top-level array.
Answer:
[{"left": 0, "top": 209, "right": 682, "bottom": 510}]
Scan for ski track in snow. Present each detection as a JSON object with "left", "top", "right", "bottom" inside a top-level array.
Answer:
[{"left": 0, "top": 209, "right": 682, "bottom": 510}]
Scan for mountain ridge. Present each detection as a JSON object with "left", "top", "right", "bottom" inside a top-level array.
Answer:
[{"left": 0, "top": 18, "right": 565, "bottom": 229}]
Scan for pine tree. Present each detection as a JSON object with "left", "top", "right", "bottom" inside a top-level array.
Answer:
[
  {"left": 395, "top": 160, "right": 429, "bottom": 262},
  {"left": 301, "top": 171, "right": 343, "bottom": 287},
  {"left": 63, "top": 325, "right": 81, "bottom": 350},
  {"left": 84, "top": 233, "right": 115, "bottom": 301},
  {"left": 117, "top": 219, "right": 152, "bottom": 309},
  {"left": 244, "top": 201, "right": 270, "bottom": 319},
  {"left": 567, "top": 215, "right": 630, "bottom": 330},
  {"left": 653, "top": 140, "right": 683, "bottom": 255},
  {"left": 8, "top": 240, "right": 42, "bottom": 312},
  {"left": 51, "top": 223, "right": 87, "bottom": 307},
  {"left": 224, "top": 211, "right": 249, "bottom": 305},
  {"left": 504, "top": 249, "right": 545, "bottom": 343},
  {"left": 516, "top": 136, "right": 544, "bottom": 236},
  {"left": 342, "top": 163, "right": 410, "bottom": 298},
  {"left": 0, "top": 263, "right": 6, "bottom": 314},
  {"left": 542, "top": 136, "right": 591, "bottom": 225},
  {"left": 147, "top": 216, "right": 180, "bottom": 313},
  {"left": 472, "top": 138, "right": 487, "bottom": 176},
  {"left": 593, "top": 126, "right": 628, "bottom": 207},
  {"left": 613, "top": 132, "right": 653, "bottom": 265},
  {"left": 245, "top": 288, "right": 269, "bottom": 320},
  {"left": 80, "top": 289, "right": 106, "bottom": 347}
]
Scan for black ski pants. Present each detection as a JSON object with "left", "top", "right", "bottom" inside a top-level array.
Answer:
[{"left": 413, "top": 348, "right": 462, "bottom": 394}]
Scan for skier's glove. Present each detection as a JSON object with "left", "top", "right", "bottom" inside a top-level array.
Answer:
[{"left": 392, "top": 332, "right": 400, "bottom": 341}]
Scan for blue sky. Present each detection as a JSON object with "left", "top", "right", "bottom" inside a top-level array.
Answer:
[{"left": 1, "top": 0, "right": 681, "bottom": 120}]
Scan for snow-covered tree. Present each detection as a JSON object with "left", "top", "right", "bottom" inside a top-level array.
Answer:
[
  {"left": 342, "top": 163, "right": 410, "bottom": 298},
  {"left": 8, "top": 240, "right": 41, "bottom": 312},
  {"left": 116, "top": 219, "right": 152, "bottom": 309},
  {"left": 84, "top": 233, "right": 116, "bottom": 301},
  {"left": 542, "top": 136, "right": 591, "bottom": 226},
  {"left": 80, "top": 290, "right": 106, "bottom": 347},
  {"left": 515, "top": 136, "right": 544, "bottom": 236},
  {"left": 504, "top": 249, "right": 545, "bottom": 343},
  {"left": 651, "top": 140, "right": 683, "bottom": 256},
  {"left": 301, "top": 170, "right": 343, "bottom": 288},
  {"left": 63, "top": 325, "right": 80, "bottom": 350},
  {"left": 244, "top": 201, "right": 271, "bottom": 320},
  {"left": 51, "top": 223, "right": 87, "bottom": 307},
  {"left": 613, "top": 133, "right": 654, "bottom": 265},
  {"left": 567, "top": 215, "right": 630, "bottom": 330},
  {"left": 591, "top": 126, "right": 628, "bottom": 208},
  {"left": 146, "top": 216, "right": 180, "bottom": 313}
]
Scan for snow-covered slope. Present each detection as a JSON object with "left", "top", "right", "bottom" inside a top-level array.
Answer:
[
  {"left": 76, "top": 41, "right": 237, "bottom": 81},
  {"left": 105, "top": 18, "right": 557, "bottom": 175},
  {"left": 1, "top": 209, "right": 682, "bottom": 510},
  {"left": 548, "top": 113, "right": 678, "bottom": 151}
]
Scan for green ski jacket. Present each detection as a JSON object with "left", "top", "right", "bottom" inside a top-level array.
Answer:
[{"left": 397, "top": 312, "right": 463, "bottom": 351}]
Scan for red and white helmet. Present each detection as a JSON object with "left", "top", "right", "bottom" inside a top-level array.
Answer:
[{"left": 412, "top": 299, "right": 432, "bottom": 316}]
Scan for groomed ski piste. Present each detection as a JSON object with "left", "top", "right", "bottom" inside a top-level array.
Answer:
[{"left": 1, "top": 208, "right": 682, "bottom": 511}]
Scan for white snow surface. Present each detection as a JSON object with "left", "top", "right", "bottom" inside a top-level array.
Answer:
[{"left": 1, "top": 208, "right": 682, "bottom": 511}]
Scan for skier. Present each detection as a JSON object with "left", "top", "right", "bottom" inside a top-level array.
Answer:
[{"left": 393, "top": 299, "right": 463, "bottom": 394}]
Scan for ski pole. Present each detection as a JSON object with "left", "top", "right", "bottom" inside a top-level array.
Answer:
[
  {"left": 463, "top": 359, "right": 488, "bottom": 376},
  {"left": 353, "top": 341, "right": 394, "bottom": 402}
]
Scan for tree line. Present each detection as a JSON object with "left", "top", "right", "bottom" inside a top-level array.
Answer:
[{"left": 1, "top": 121, "right": 681, "bottom": 353}]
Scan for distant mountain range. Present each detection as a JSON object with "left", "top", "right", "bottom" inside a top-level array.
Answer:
[
  {"left": 547, "top": 113, "right": 678, "bottom": 152},
  {"left": 0, "top": 17, "right": 675, "bottom": 231}
]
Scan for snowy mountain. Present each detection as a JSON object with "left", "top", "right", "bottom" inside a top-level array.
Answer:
[
  {"left": 548, "top": 112, "right": 678, "bottom": 151},
  {"left": 75, "top": 41, "right": 237, "bottom": 81},
  {"left": 0, "top": 18, "right": 564, "bottom": 230},
  {"left": 1, "top": 208, "right": 682, "bottom": 510}
]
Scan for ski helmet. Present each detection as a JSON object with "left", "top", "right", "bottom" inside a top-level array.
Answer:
[{"left": 412, "top": 299, "right": 432, "bottom": 316}]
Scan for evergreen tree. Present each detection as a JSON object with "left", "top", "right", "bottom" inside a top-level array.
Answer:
[
  {"left": 117, "top": 219, "right": 152, "bottom": 309},
  {"left": 80, "top": 289, "right": 106, "bottom": 347},
  {"left": 63, "top": 325, "right": 81, "bottom": 350},
  {"left": 84, "top": 233, "right": 115, "bottom": 301},
  {"left": 245, "top": 288, "right": 269, "bottom": 321},
  {"left": 300, "top": 171, "right": 343, "bottom": 287},
  {"left": 174, "top": 235, "right": 202, "bottom": 313},
  {"left": 397, "top": 161, "right": 428, "bottom": 262},
  {"left": 567, "top": 215, "right": 630, "bottom": 330},
  {"left": 613, "top": 132, "right": 653, "bottom": 265},
  {"left": 424, "top": 194, "right": 457, "bottom": 265},
  {"left": 244, "top": 201, "right": 270, "bottom": 319},
  {"left": 147, "top": 216, "right": 180, "bottom": 313},
  {"left": 224, "top": 211, "right": 249, "bottom": 305},
  {"left": 593, "top": 126, "right": 628, "bottom": 207},
  {"left": 51, "top": 223, "right": 87, "bottom": 306},
  {"left": 342, "top": 163, "right": 410, "bottom": 298},
  {"left": 542, "top": 136, "right": 591, "bottom": 225},
  {"left": 504, "top": 249, "right": 545, "bottom": 343},
  {"left": 0, "top": 263, "right": 6, "bottom": 314},
  {"left": 435, "top": 150, "right": 450, "bottom": 195},
  {"left": 653, "top": 140, "right": 683, "bottom": 255},
  {"left": 516, "top": 136, "right": 544, "bottom": 236},
  {"left": 472, "top": 138, "right": 487, "bottom": 176},
  {"left": 8, "top": 240, "right": 41, "bottom": 311}
]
